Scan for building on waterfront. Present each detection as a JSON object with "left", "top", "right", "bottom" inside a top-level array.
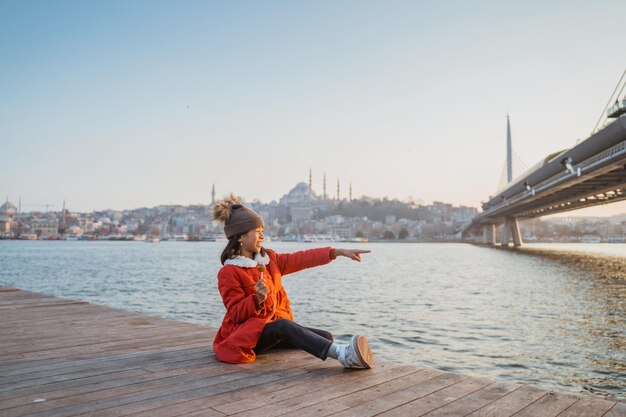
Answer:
[
  {"left": 0, "top": 214, "right": 12, "bottom": 238},
  {"left": 64, "top": 225, "right": 83, "bottom": 237},
  {"left": 31, "top": 217, "right": 59, "bottom": 238}
]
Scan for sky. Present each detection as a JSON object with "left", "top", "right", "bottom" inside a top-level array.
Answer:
[{"left": 1, "top": 0, "right": 626, "bottom": 216}]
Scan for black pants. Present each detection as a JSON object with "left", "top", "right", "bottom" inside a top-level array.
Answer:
[{"left": 254, "top": 319, "right": 334, "bottom": 360}]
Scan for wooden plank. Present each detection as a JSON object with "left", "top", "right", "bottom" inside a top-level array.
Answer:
[
  {"left": 0, "top": 343, "right": 212, "bottom": 376},
  {"left": 2, "top": 309, "right": 189, "bottom": 331},
  {"left": 0, "top": 298, "right": 89, "bottom": 308},
  {"left": 327, "top": 373, "right": 469, "bottom": 417},
  {"left": 501, "top": 391, "right": 579, "bottom": 417},
  {"left": 4, "top": 348, "right": 322, "bottom": 415},
  {"left": 464, "top": 385, "right": 548, "bottom": 417},
  {"left": 420, "top": 381, "right": 521, "bottom": 417},
  {"left": 0, "top": 332, "right": 214, "bottom": 363},
  {"left": 217, "top": 361, "right": 415, "bottom": 417},
  {"left": 52, "top": 368, "right": 308, "bottom": 417},
  {"left": 335, "top": 367, "right": 441, "bottom": 408},
  {"left": 556, "top": 395, "right": 617, "bottom": 417},
  {"left": 178, "top": 408, "right": 227, "bottom": 417},
  {"left": 115, "top": 360, "right": 340, "bottom": 417},
  {"left": 2, "top": 363, "right": 250, "bottom": 416},
  {"left": 0, "top": 345, "right": 213, "bottom": 378},
  {"left": 1, "top": 350, "right": 306, "bottom": 412},
  {"left": 0, "top": 346, "right": 215, "bottom": 389},
  {"left": 285, "top": 368, "right": 444, "bottom": 417},
  {"left": 604, "top": 402, "right": 626, "bottom": 417},
  {"left": 0, "top": 357, "right": 225, "bottom": 409},
  {"left": 375, "top": 376, "right": 495, "bottom": 417},
  {"left": 0, "top": 328, "right": 212, "bottom": 357},
  {"left": 0, "top": 369, "right": 149, "bottom": 404},
  {"left": 216, "top": 362, "right": 424, "bottom": 416}
]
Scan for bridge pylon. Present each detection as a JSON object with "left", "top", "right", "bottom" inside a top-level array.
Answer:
[
  {"left": 482, "top": 224, "right": 496, "bottom": 245},
  {"left": 502, "top": 217, "right": 523, "bottom": 247}
]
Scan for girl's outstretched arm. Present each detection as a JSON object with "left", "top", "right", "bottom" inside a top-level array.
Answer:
[
  {"left": 332, "top": 248, "right": 371, "bottom": 262},
  {"left": 273, "top": 247, "right": 371, "bottom": 276},
  {"left": 273, "top": 247, "right": 334, "bottom": 276}
]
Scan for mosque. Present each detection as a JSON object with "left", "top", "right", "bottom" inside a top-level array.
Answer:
[{"left": 0, "top": 201, "right": 18, "bottom": 238}]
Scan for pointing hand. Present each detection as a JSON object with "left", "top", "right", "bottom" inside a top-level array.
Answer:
[{"left": 335, "top": 249, "right": 371, "bottom": 262}]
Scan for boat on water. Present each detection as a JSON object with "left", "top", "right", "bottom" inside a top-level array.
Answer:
[
  {"left": 344, "top": 237, "right": 369, "bottom": 243},
  {"left": 581, "top": 235, "right": 602, "bottom": 243},
  {"left": 199, "top": 234, "right": 228, "bottom": 242},
  {"left": 301, "top": 234, "right": 340, "bottom": 243}
]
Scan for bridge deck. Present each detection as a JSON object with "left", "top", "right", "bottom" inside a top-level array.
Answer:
[{"left": 1, "top": 287, "right": 624, "bottom": 417}]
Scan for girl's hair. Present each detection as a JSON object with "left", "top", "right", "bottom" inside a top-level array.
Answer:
[{"left": 220, "top": 234, "right": 267, "bottom": 265}]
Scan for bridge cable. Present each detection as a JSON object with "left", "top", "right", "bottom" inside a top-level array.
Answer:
[
  {"left": 592, "top": 68, "right": 626, "bottom": 133},
  {"left": 512, "top": 151, "right": 528, "bottom": 174},
  {"left": 494, "top": 151, "right": 531, "bottom": 196},
  {"left": 497, "top": 161, "right": 508, "bottom": 192}
]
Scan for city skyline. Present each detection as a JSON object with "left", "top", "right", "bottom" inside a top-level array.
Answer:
[{"left": 2, "top": 1, "right": 626, "bottom": 216}]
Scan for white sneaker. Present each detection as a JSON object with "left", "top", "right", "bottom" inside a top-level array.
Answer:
[{"left": 338, "top": 335, "right": 374, "bottom": 369}]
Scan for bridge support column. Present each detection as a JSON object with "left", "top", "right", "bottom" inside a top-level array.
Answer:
[
  {"left": 502, "top": 217, "right": 523, "bottom": 247},
  {"left": 482, "top": 224, "right": 496, "bottom": 245},
  {"left": 501, "top": 222, "right": 511, "bottom": 246},
  {"left": 510, "top": 218, "right": 523, "bottom": 247}
]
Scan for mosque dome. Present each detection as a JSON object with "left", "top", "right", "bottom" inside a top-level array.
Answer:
[
  {"left": 279, "top": 182, "right": 318, "bottom": 206},
  {"left": 0, "top": 201, "right": 17, "bottom": 214}
]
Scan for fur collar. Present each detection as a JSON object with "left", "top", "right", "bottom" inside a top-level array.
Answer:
[{"left": 224, "top": 252, "right": 270, "bottom": 268}]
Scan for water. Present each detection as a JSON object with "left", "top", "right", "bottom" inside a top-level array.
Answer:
[{"left": 1, "top": 240, "right": 624, "bottom": 400}]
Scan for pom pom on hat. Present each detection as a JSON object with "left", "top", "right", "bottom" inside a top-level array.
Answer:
[
  {"left": 213, "top": 193, "right": 264, "bottom": 238},
  {"left": 212, "top": 193, "right": 241, "bottom": 224}
]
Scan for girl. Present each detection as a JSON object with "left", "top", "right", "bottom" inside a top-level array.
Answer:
[{"left": 212, "top": 194, "right": 374, "bottom": 369}]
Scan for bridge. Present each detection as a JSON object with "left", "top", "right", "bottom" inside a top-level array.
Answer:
[{"left": 464, "top": 71, "right": 626, "bottom": 246}]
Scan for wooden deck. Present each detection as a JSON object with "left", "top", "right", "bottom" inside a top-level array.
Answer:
[{"left": 1, "top": 287, "right": 623, "bottom": 417}]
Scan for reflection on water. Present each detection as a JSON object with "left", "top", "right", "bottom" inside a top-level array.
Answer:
[{"left": 0, "top": 241, "right": 624, "bottom": 400}]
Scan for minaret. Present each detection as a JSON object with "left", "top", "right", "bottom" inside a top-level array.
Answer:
[
  {"left": 349, "top": 182, "right": 352, "bottom": 202},
  {"left": 211, "top": 184, "right": 216, "bottom": 205},
  {"left": 61, "top": 199, "right": 66, "bottom": 228},
  {"left": 323, "top": 173, "right": 327, "bottom": 200},
  {"left": 336, "top": 179, "right": 340, "bottom": 200},
  {"left": 506, "top": 114, "right": 513, "bottom": 183},
  {"left": 18, "top": 196, "right": 21, "bottom": 236}
]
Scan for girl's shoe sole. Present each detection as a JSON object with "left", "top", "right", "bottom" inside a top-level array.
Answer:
[{"left": 352, "top": 335, "right": 374, "bottom": 369}]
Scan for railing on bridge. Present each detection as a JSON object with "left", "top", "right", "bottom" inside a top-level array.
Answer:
[{"left": 608, "top": 98, "right": 626, "bottom": 119}]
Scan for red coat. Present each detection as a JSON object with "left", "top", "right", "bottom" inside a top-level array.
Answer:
[{"left": 213, "top": 247, "right": 334, "bottom": 363}]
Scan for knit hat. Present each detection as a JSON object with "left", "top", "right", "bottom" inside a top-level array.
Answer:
[{"left": 212, "top": 194, "right": 264, "bottom": 238}]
